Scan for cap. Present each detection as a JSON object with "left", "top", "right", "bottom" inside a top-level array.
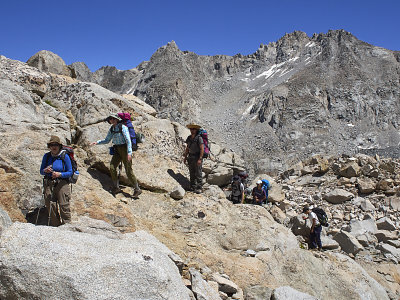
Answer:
[
  {"left": 256, "top": 180, "right": 262, "bottom": 185},
  {"left": 302, "top": 206, "right": 310, "bottom": 213}
]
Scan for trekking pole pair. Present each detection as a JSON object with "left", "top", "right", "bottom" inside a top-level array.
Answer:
[{"left": 46, "top": 179, "right": 61, "bottom": 226}]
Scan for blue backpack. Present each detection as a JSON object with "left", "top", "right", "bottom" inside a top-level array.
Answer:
[{"left": 261, "top": 179, "right": 270, "bottom": 198}]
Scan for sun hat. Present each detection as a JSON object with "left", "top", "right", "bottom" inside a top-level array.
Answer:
[
  {"left": 47, "top": 135, "right": 62, "bottom": 147},
  {"left": 256, "top": 180, "right": 262, "bottom": 185},
  {"left": 105, "top": 113, "right": 122, "bottom": 122},
  {"left": 186, "top": 123, "right": 201, "bottom": 130}
]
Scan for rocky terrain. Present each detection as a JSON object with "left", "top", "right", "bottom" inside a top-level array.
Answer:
[
  {"left": 56, "top": 29, "right": 400, "bottom": 175},
  {"left": 0, "top": 31, "right": 399, "bottom": 300}
]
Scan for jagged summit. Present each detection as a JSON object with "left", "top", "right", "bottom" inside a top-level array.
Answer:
[{"left": 25, "top": 30, "right": 400, "bottom": 173}]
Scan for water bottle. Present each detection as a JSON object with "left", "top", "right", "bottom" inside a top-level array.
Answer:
[{"left": 72, "top": 171, "right": 79, "bottom": 183}]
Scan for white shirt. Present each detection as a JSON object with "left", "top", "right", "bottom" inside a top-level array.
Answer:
[{"left": 309, "top": 211, "right": 320, "bottom": 226}]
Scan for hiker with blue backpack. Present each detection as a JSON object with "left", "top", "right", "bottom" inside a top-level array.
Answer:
[
  {"left": 183, "top": 123, "right": 207, "bottom": 194},
  {"left": 252, "top": 180, "right": 266, "bottom": 205},
  {"left": 90, "top": 113, "right": 142, "bottom": 198},
  {"left": 40, "top": 135, "right": 73, "bottom": 226}
]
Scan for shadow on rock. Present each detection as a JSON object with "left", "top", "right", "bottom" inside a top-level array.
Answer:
[{"left": 167, "top": 169, "right": 191, "bottom": 190}]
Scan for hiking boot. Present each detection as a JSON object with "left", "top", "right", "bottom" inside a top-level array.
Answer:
[
  {"left": 195, "top": 189, "right": 202, "bottom": 194},
  {"left": 111, "top": 187, "right": 122, "bottom": 195},
  {"left": 132, "top": 188, "right": 142, "bottom": 198}
]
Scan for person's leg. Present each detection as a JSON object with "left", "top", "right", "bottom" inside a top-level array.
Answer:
[
  {"left": 44, "top": 180, "right": 61, "bottom": 226},
  {"left": 195, "top": 161, "right": 203, "bottom": 192},
  {"left": 187, "top": 156, "right": 197, "bottom": 190},
  {"left": 315, "top": 226, "right": 322, "bottom": 249},
  {"left": 118, "top": 146, "right": 139, "bottom": 189},
  {"left": 110, "top": 149, "right": 122, "bottom": 192},
  {"left": 56, "top": 180, "right": 71, "bottom": 224},
  {"left": 310, "top": 230, "right": 317, "bottom": 249}
]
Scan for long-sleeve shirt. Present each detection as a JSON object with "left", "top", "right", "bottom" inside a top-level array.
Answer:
[
  {"left": 96, "top": 123, "right": 132, "bottom": 155},
  {"left": 40, "top": 151, "right": 73, "bottom": 179}
]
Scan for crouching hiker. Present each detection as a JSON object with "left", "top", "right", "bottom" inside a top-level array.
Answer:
[
  {"left": 40, "top": 136, "right": 72, "bottom": 226},
  {"left": 252, "top": 180, "right": 266, "bottom": 205},
  {"left": 183, "top": 123, "right": 204, "bottom": 194},
  {"left": 302, "top": 206, "right": 322, "bottom": 251},
  {"left": 90, "top": 114, "right": 142, "bottom": 198}
]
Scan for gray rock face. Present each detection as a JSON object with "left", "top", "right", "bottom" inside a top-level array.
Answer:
[
  {"left": 376, "top": 217, "right": 396, "bottom": 231},
  {"left": 333, "top": 231, "right": 364, "bottom": 254},
  {"left": 189, "top": 268, "right": 222, "bottom": 300},
  {"left": 271, "top": 286, "right": 318, "bottom": 300},
  {"left": 0, "top": 221, "right": 190, "bottom": 300},
  {"left": 27, "top": 50, "right": 72, "bottom": 77},
  {"left": 0, "top": 207, "right": 12, "bottom": 235},
  {"left": 344, "top": 218, "right": 378, "bottom": 237},
  {"left": 324, "top": 189, "right": 354, "bottom": 204}
]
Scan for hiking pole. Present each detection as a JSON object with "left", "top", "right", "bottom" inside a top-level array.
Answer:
[
  {"left": 117, "top": 162, "right": 122, "bottom": 188},
  {"left": 35, "top": 179, "right": 45, "bottom": 225}
]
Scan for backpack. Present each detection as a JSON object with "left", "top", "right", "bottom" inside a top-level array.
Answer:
[
  {"left": 261, "top": 179, "right": 270, "bottom": 198},
  {"left": 115, "top": 112, "right": 138, "bottom": 151},
  {"left": 230, "top": 177, "right": 243, "bottom": 203},
  {"left": 198, "top": 128, "right": 210, "bottom": 159},
  {"left": 312, "top": 207, "right": 329, "bottom": 227}
]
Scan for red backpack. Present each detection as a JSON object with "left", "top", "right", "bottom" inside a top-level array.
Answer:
[{"left": 198, "top": 128, "right": 210, "bottom": 158}]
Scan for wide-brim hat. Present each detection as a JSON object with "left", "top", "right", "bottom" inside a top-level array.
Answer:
[
  {"left": 105, "top": 113, "right": 122, "bottom": 122},
  {"left": 186, "top": 123, "right": 201, "bottom": 130},
  {"left": 47, "top": 135, "right": 62, "bottom": 147}
]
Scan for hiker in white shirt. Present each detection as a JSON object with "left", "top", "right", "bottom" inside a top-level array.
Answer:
[{"left": 303, "top": 206, "right": 322, "bottom": 251}]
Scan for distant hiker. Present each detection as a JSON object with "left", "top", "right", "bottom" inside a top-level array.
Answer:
[
  {"left": 252, "top": 180, "right": 266, "bottom": 205},
  {"left": 90, "top": 113, "right": 142, "bottom": 197},
  {"left": 302, "top": 206, "right": 322, "bottom": 251},
  {"left": 40, "top": 135, "right": 72, "bottom": 226},
  {"left": 230, "top": 175, "right": 245, "bottom": 204},
  {"left": 183, "top": 123, "right": 204, "bottom": 194}
]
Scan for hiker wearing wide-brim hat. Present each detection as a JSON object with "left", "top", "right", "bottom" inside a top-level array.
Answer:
[
  {"left": 47, "top": 135, "right": 62, "bottom": 148},
  {"left": 183, "top": 123, "right": 204, "bottom": 193},
  {"left": 40, "top": 135, "right": 73, "bottom": 226},
  {"left": 105, "top": 114, "right": 122, "bottom": 123},
  {"left": 90, "top": 113, "right": 142, "bottom": 198},
  {"left": 186, "top": 123, "right": 201, "bottom": 130}
]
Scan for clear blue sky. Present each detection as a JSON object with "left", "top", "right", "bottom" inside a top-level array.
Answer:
[{"left": 1, "top": 0, "right": 399, "bottom": 71}]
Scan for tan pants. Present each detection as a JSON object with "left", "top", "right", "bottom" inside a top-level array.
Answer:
[{"left": 44, "top": 178, "right": 71, "bottom": 226}]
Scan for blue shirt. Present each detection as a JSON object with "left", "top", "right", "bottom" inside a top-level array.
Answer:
[
  {"left": 40, "top": 151, "right": 73, "bottom": 179},
  {"left": 96, "top": 124, "right": 132, "bottom": 155}
]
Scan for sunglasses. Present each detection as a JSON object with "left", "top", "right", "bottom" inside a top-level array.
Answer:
[{"left": 48, "top": 143, "right": 60, "bottom": 147}]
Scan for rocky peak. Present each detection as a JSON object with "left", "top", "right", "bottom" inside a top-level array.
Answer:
[{"left": 26, "top": 50, "right": 73, "bottom": 77}]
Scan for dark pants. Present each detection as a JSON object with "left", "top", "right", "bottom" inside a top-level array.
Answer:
[
  {"left": 44, "top": 178, "right": 71, "bottom": 226},
  {"left": 187, "top": 155, "right": 202, "bottom": 190},
  {"left": 310, "top": 225, "right": 322, "bottom": 249}
]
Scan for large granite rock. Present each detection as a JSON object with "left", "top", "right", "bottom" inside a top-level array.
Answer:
[
  {"left": 27, "top": 50, "right": 72, "bottom": 77},
  {"left": 324, "top": 189, "right": 354, "bottom": 204},
  {"left": 333, "top": 231, "right": 364, "bottom": 255},
  {"left": 0, "top": 221, "right": 190, "bottom": 300},
  {"left": 271, "top": 286, "right": 318, "bottom": 300}
]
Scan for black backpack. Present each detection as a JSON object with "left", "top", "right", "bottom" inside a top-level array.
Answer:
[{"left": 312, "top": 207, "right": 329, "bottom": 227}]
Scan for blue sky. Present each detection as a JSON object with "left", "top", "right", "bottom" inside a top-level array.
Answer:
[{"left": 1, "top": 0, "right": 399, "bottom": 71}]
